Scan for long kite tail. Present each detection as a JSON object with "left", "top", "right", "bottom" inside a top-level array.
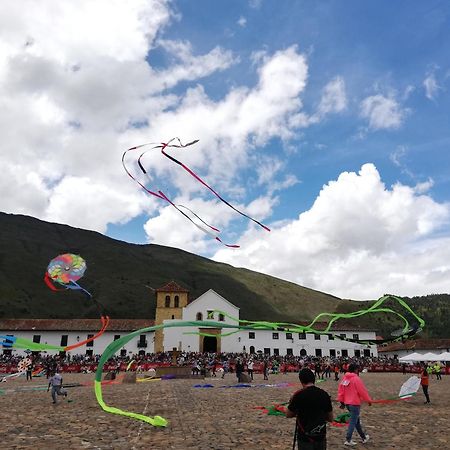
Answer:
[
  {"left": 125, "top": 140, "right": 239, "bottom": 247},
  {"left": 64, "top": 316, "right": 110, "bottom": 351}
]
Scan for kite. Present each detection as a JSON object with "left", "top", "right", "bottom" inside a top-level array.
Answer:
[
  {"left": 44, "top": 253, "right": 92, "bottom": 299},
  {"left": 398, "top": 376, "right": 421, "bottom": 399},
  {"left": 1, "top": 255, "right": 109, "bottom": 355},
  {"left": 122, "top": 138, "right": 271, "bottom": 248}
]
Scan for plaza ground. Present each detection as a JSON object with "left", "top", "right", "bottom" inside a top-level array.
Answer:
[{"left": 0, "top": 372, "right": 448, "bottom": 449}]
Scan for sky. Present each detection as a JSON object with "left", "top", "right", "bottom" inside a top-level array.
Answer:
[{"left": 1, "top": 0, "right": 449, "bottom": 300}]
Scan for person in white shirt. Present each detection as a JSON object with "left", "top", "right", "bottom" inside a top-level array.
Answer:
[
  {"left": 247, "top": 359, "right": 254, "bottom": 380},
  {"left": 47, "top": 371, "right": 68, "bottom": 404}
]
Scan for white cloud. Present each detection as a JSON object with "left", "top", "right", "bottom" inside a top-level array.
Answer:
[
  {"left": 360, "top": 94, "right": 408, "bottom": 130},
  {"left": 237, "top": 16, "right": 247, "bottom": 27},
  {"left": 423, "top": 71, "right": 441, "bottom": 100},
  {"left": 317, "top": 76, "right": 347, "bottom": 116},
  {"left": 213, "top": 164, "right": 450, "bottom": 299},
  {"left": 249, "top": 0, "right": 262, "bottom": 9}
]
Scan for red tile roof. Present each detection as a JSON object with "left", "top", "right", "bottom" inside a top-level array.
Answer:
[
  {"left": 0, "top": 319, "right": 154, "bottom": 332},
  {"left": 156, "top": 280, "right": 189, "bottom": 293},
  {"left": 378, "top": 338, "right": 450, "bottom": 352}
]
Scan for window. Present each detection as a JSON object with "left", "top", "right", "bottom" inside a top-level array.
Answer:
[
  {"left": 85, "top": 349, "right": 93, "bottom": 357},
  {"left": 218, "top": 313, "right": 225, "bottom": 322},
  {"left": 138, "top": 350, "right": 145, "bottom": 356},
  {"left": 353, "top": 334, "right": 359, "bottom": 340},
  {"left": 286, "top": 332, "right": 293, "bottom": 340},
  {"left": 171, "top": 315, "right": 175, "bottom": 319},
  {"left": 174, "top": 295, "right": 179, "bottom": 307},
  {"left": 363, "top": 349, "right": 371, "bottom": 357},
  {"left": 60, "top": 335, "right": 68, "bottom": 346},
  {"left": 264, "top": 348, "right": 271, "bottom": 355},
  {"left": 32, "top": 335, "right": 41, "bottom": 343},
  {"left": 120, "top": 349, "right": 127, "bottom": 357},
  {"left": 165, "top": 295, "right": 170, "bottom": 307},
  {"left": 207, "top": 310, "right": 214, "bottom": 319},
  {"left": 300, "top": 349, "right": 307, "bottom": 356},
  {"left": 314, "top": 334, "right": 321, "bottom": 341},
  {"left": 340, "top": 333, "right": 346, "bottom": 340},
  {"left": 273, "top": 348, "right": 279, "bottom": 356},
  {"left": 249, "top": 346, "right": 255, "bottom": 354},
  {"left": 354, "top": 349, "right": 361, "bottom": 358},
  {"left": 114, "top": 335, "right": 121, "bottom": 341},
  {"left": 286, "top": 348, "right": 293, "bottom": 356},
  {"left": 315, "top": 349, "right": 322, "bottom": 357},
  {"left": 341, "top": 349, "right": 348, "bottom": 357},
  {"left": 272, "top": 332, "right": 279, "bottom": 340},
  {"left": 86, "top": 334, "right": 94, "bottom": 347},
  {"left": 329, "top": 349, "right": 336, "bottom": 357},
  {"left": 328, "top": 334, "right": 334, "bottom": 340},
  {"left": 299, "top": 332, "right": 306, "bottom": 340},
  {"left": 196, "top": 312, "right": 203, "bottom": 321},
  {"left": 138, "top": 335, "right": 147, "bottom": 348},
  {"left": 249, "top": 332, "right": 255, "bottom": 339}
]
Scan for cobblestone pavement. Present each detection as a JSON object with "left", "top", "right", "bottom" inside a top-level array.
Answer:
[{"left": 0, "top": 372, "right": 448, "bottom": 449}]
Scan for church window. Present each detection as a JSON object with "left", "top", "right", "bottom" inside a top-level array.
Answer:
[
  {"left": 174, "top": 296, "right": 179, "bottom": 307},
  {"left": 196, "top": 312, "right": 203, "bottom": 321},
  {"left": 165, "top": 295, "right": 170, "bottom": 307}
]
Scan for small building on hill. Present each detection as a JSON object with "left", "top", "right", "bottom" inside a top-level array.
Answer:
[
  {"left": 1, "top": 281, "right": 378, "bottom": 358},
  {"left": 378, "top": 339, "right": 450, "bottom": 359}
]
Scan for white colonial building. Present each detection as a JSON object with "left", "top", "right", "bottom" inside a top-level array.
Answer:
[{"left": 1, "top": 281, "right": 378, "bottom": 358}]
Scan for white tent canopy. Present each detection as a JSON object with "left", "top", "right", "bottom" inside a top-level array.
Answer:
[
  {"left": 435, "top": 352, "right": 450, "bottom": 361},
  {"left": 399, "top": 352, "right": 450, "bottom": 362},
  {"left": 421, "top": 352, "right": 443, "bottom": 361},
  {"left": 398, "top": 352, "right": 424, "bottom": 362}
]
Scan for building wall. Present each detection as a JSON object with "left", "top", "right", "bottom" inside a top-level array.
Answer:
[
  {"left": 238, "top": 329, "right": 378, "bottom": 357},
  {"left": 1, "top": 330, "right": 155, "bottom": 358}
]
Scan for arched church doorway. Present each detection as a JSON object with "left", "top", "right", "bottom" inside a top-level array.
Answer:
[{"left": 203, "top": 336, "right": 217, "bottom": 353}]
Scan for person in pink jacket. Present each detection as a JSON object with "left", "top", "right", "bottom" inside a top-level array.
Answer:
[{"left": 337, "top": 363, "right": 372, "bottom": 446}]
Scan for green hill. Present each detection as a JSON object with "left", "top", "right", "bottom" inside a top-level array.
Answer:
[{"left": 0, "top": 212, "right": 448, "bottom": 338}]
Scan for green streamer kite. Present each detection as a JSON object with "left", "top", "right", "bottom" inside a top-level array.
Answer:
[{"left": 93, "top": 295, "right": 424, "bottom": 427}]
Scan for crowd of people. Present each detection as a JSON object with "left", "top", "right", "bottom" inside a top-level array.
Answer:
[{"left": 1, "top": 351, "right": 445, "bottom": 380}]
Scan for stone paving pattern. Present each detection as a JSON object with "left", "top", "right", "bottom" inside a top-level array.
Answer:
[{"left": 0, "top": 372, "right": 448, "bottom": 449}]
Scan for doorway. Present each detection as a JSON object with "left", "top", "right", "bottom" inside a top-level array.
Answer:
[{"left": 203, "top": 336, "right": 217, "bottom": 353}]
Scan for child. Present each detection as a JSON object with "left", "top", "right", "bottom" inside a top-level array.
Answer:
[{"left": 421, "top": 365, "right": 431, "bottom": 404}]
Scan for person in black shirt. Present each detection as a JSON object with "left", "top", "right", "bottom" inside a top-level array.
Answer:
[{"left": 287, "top": 368, "right": 333, "bottom": 450}]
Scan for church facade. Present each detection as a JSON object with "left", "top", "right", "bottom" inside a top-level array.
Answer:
[{"left": 0, "top": 281, "right": 378, "bottom": 358}]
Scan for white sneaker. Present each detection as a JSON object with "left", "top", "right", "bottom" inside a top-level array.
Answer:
[
  {"left": 344, "top": 441, "right": 357, "bottom": 446},
  {"left": 362, "top": 434, "right": 370, "bottom": 444}
]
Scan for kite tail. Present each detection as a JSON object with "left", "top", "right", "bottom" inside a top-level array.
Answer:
[
  {"left": 160, "top": 143, "right": 271, "bottom": 232},
  {"left": 157, "top": 191, "right": 240, "bottom": 248},
  {"left": 64, "top": 316, "right": 110, "bottom": 351}
]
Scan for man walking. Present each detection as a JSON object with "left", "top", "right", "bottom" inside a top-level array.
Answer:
[
  {"left": 47, "top": 371, "right": 68, "bottom": 404},
  {"left": 337, "top": 363, "right": 371, "bottom": 446},
  {"left": 287, "top": 368, "right": 333, "bottom": 449}
]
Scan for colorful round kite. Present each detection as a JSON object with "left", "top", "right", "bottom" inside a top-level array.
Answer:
[
  {"left": 46, "top": 253, "right": 86, "bottom": 285},
  {"left": 17, "top": 358, "right": 32, "bottom": 372}
]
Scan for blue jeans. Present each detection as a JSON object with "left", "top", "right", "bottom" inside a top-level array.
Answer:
[
  {"left": 346, "top": 405, "right": 366, "bottom": 441},
  {"left": 51, "top": 385, "right": 67, "bottom": 403}
]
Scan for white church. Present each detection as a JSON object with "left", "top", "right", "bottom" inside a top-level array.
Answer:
[{"left": 0, "top": 281, "right": 378, "bottom": 358}]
